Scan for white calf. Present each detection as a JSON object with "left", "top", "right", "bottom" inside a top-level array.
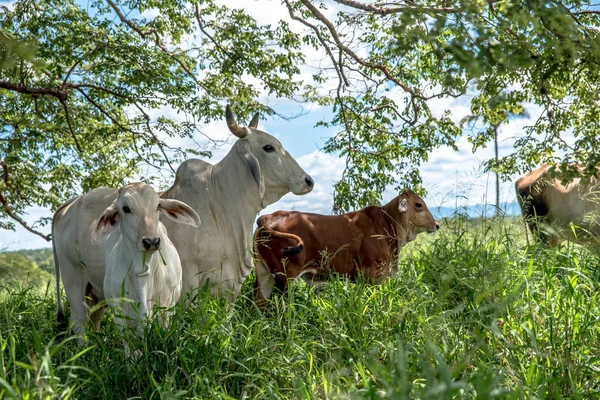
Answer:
[{"left": 91, "top": 182, "right": 200, "bottom": 335}]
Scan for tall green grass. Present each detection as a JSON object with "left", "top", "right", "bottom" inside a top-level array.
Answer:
[{"left": 0, "top": 217, "right": 598, "bottom": 399}]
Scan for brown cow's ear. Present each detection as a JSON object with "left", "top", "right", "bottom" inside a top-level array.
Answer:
[
  {"left": 91, "top": 204, "right": 119, "bottom": 245},
  {"left": 398, "top": 198, "right": 408, "bottom": 213}
]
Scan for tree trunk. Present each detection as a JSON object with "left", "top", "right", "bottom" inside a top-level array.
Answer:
[{"left": 494, "top": 124, "right": 500, "bottom": 217}]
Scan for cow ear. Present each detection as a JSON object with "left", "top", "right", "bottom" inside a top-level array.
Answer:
[
  {"left": 91, "top": 204, "right": 119, "bottom": 245},
  {"left": 159, "top": 199, "right": 200, "bottom": 227},
  {"left": 398, "top": 198, "right": 408, "bottom": 213},
  {"left": 237, "top": 140, "right": 265, "bottom": 199}
]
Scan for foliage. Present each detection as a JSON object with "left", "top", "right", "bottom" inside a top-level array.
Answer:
[
  {"left": 286, "top": 0, "right": 600, "bottom": 210},
  {"left": 14, "top": 248, "right": 54, "bottom": 274},
  {"left": 0, "top": 251, "right": 54, "bottom": 293},
  {"left": 2, "top": 0, "right": 600, "bottom": 229},
  {"left": 1, "top": 218, "right": 599, "bottom": 398},
  {"left": 0, "top": 0, "right": 310, "bottom": 237}
]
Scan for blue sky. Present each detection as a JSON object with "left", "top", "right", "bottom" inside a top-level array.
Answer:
[{"left": 0, "top": 0, "right": 558, "bottom": 251}]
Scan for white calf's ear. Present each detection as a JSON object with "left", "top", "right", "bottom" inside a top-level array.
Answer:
[
  {"left": 159, "top": 199, "right": 200, "bottom": 227},
  {"left": 398, "top": 198, "right": 408, "bottom": 213},
  {"left": 91, "top": 204, "right": 119, "bottom": 244}
]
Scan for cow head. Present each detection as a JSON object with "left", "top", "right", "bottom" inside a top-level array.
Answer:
[
  {"left": 91, "top": 183, "right": 200, "bottom": 252},
  {"left": 394, "top": 189, "right": 439, "bottom": 242},
  {"left": 226, "top": 105, "right": 314, "bottom": 207}
]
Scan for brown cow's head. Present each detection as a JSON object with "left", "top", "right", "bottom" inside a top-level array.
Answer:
[{"left": 390, "top": 189, "right": 439, "bottom": 245}]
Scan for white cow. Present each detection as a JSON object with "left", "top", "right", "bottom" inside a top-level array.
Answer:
[
  {"left": 52, "top": 105, "right": 313, "bottom": 333},
  {"left": 91, "top": 182, "right": 200, "bottom": 335},
  {"left": 52, "top": 183, "right": 199, "bottom": 336},
  {"left": 160, "top": 105, "right": 314, "bottom": 298}
]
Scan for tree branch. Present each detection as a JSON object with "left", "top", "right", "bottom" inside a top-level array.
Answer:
[
  {"left": 104, "top": 0, "right": 205, "bottom": 91},
  {"left": 283, "top": 0, "right": 349, "bottom": 87},
  {"left": 0, "top": 80, "right": 67, "bottom": 101},
  {"left": 298, "top": 0, "right": 421, "bottom": 100},
  {"left": 104, "top": 0, "right": 157, "bottom": 37},
  {"left": 0, "top": 161, "right": 51, "bottom": 241},
  {"left": 73, "top": 86, "right": 176, "bottom": 172},
  {"left": 59, "top": 99, "right": 83, "bottom": 154},
  {"left": 571, "top": 10, "right": 600, "bottom": 16},
  {"left": 333, "top": 0, "right": 460, "bottom": 15}
]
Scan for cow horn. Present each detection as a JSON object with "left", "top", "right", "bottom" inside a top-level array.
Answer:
[
  {"left": 226, "top": 104, "right": 248, "bottom": 138},
  {"left": 248, "top": 112, "right": 260, "bottom": 129}
]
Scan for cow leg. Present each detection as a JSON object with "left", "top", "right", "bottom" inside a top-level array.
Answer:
[
  {"left": 298, "top": 268, "right": 325, "bottom": 293},
  {"left": 549, "top": 235, "right": 562, "bottom": 248},
  {"left": 59, "top": 263, "right": 89, "bottom": 338},
  {"left": 254, "top": 257, "right": 275, "bottom": 305},
  {"left": 85, "top": 283, "right": 106, "bottom": 331},
  {"left": 275, "top": 259, "right": 306, "bottom": 295}
]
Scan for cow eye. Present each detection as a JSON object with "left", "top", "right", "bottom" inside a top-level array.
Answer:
[
  {"left": 415, "top": 203, "right": 423, "bottom": 209},
  {"left": 263, "top": 144, "right": 275, "bottom": 153},
  {"left": 123, "top": 206, "right": 131, "bottom": 214}
]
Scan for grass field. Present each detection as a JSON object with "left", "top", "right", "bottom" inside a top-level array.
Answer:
[{"left": 0, "top": 216, "right": 599, "bottom": 399}]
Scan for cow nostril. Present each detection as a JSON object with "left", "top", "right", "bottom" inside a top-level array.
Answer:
[
  {"left": 142, "top": 237, "right": 160, "bottom": 250},
  {"left": 305, "top": 176, "right": 314, "bottom": 187},
  {"left": 435, "top": 223, "right": 440, "bottom": 230}
]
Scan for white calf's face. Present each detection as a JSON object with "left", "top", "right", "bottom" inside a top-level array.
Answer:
[
  {"left": 116, "top": 183, "right": 162, "bottom": 252},
  {"left": 92, "top": 183, "right": 200, "bottom": 252}
]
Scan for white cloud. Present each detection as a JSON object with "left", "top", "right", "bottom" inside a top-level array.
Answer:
[
  {"left": 1, "top": 1, "right": 16, "bottom": 11},
  {"left": 261, "top": 150, "right": 346, "bottom": 216}
]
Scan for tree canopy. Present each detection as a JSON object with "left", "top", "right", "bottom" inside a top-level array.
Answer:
[{"left": 1, "top": 0, "right": 599, "bottom": 238}]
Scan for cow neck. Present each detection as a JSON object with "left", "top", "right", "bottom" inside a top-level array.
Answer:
[
  {"left": 380, "top": 196, "right": 409, "bottom": 251},
  {"left": 211, "top": 146, "right": 264, "bottom": 216}
]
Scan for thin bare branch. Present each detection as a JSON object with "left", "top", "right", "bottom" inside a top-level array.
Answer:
[
  {"left": 59, "top": 99, "right": 83, "bottom": 154},
  {"left": 333, "top": 0, "right": 460, "bottom": 15},
  {"left": 283, "top": 0, "right": 349, "bottom": 87},
  {"left": 571, "top": 10, "right": 600, "bottom": 16},
  {"left": 105, "top": 0, "right": 157, "bottom": 37},
  {"left": 74, "top": 86, "right": 176, "bottom": 172},
  {"left": 194, "top": 4, "right": 233, "bottom": 59},
  {"left": 104, "top": 0, "right": 205, "bottom": 90},
  {"left": 61, "top": 58, "right": 84, "bottom": 90},
  {"left": 0, "top": 161, "right": 51, "bottom": 241},
  {"left": 298, "top": 0, "right": 420, "bottom": 100}
]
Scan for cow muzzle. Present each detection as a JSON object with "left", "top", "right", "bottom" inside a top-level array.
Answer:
[
  {"left": 427, "top": 222, "right": 440, "bottom": 233},
  {"left": 142, "top": 236, "right": 161, "bottom": 252},
  {"left": 293, "top": 175, "right": 314, "bottom": 195}
]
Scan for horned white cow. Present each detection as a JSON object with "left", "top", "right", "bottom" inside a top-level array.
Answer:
[
  {"left": 52, "top": 183, "right": 199, "bottom": 336},
  {"left": 52, "top": 105, "right": 312, "bottom": 333},
  {"left": 91, "top": 182, "right": 200, "bottom": 335},
  {"left": 160, "top": 105, "right": 314, "bottom": 298}
]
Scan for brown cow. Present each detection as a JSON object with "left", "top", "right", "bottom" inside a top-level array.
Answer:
[
  {"left": 515, "top": 164, "right": 600, "bottom": 245},
  {"left": 253, "top": 189, "right": 439, "bottom": 302}
]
